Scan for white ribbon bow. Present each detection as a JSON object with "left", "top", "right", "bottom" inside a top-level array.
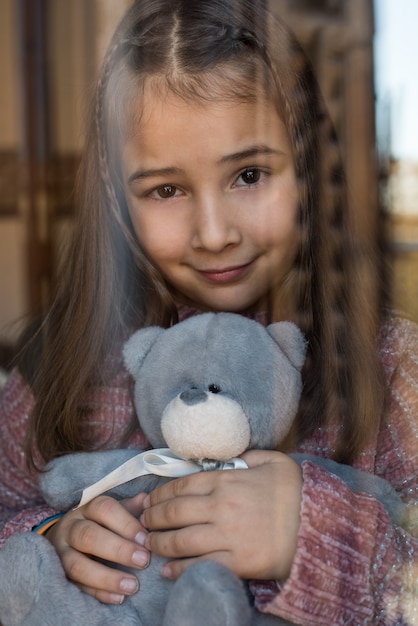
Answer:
[{"left": 76, "top": 448, "right": 248, "bottom": 509}]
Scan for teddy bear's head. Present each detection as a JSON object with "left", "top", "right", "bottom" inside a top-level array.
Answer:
[{"left": 123, "top": 313, "right": 306, "bottom": 463}]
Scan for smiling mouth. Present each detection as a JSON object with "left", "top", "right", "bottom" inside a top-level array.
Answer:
[{"left": 196, "top": 262, "right": 253, "bottom": 283}]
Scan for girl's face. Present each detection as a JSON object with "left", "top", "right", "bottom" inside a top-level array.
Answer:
[{"left": 122, "top": 86, "right": 299, "bottom": 317}]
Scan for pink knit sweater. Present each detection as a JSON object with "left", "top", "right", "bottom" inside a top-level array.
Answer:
[{"left": 0, "top": 315, "right": 417, "bottom": 625}]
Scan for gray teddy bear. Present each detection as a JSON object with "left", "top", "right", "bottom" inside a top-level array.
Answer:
[{"left": 0, "top": 313, "right": 404, "bottom": 626}]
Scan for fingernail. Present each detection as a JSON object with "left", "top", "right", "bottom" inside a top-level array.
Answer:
[
  {"left": 120, "top": 578, "right": 139, "bottom": 594},
  {"left": 132, "top": 550, "right": 149, "bottom": 567},
  {"left": 135, "top": 531, "right": 147, "bottom": 546},
  {"left": 109, "top": 593, "right": 125, "bottom": 604},
  {"left": 161, "top": 564, "right": 173, "bottom": 579},
  {"left": 143, "top": 495, "right": 150, "bottom": 508}
]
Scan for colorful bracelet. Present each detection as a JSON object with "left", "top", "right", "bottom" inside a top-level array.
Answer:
[{"left": 32, "top": 513, "right": 64, "bottom": 535}]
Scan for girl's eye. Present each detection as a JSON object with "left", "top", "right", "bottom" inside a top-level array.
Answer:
[
  {"left": 153, "top": 184, "right": 178, "bottom": 199},
  {"left": 236, "top": 168, "right": 262, "bottom": 186}
]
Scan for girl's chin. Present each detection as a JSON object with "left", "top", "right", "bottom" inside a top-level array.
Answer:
[{"left": 174, "top": 293, "right": 267, "bottom": 316}]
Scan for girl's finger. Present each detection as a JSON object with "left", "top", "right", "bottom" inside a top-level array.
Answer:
[
  {"left": 160, "top": 553, "right": 233, "bottom": 581},
  {"left": 82, "top": 495, "right": 146, "bottom": 542},
  {"left": 241, "top": 448, "right": 287, "bottom": 467},
  {"left": 143, "top": 468, "right": 240, "bottom": 508},
  {"left": 143, "top": 473, "right": 214, "bottom": 508},
  {"left": 60, "top": 547, "right": 140, "bottom": 599},
  {"left": 81, "top": 587, "right": 126, "bottom": 606},
  {"left": 141, "top": 494, "right": 211, "bottom": 531},
  {"left": 145, "top": 523, "right": 223, "bottom": 559},
  {"left": 120, "top": 492, "right": 148, "bottom": 516},
  {"left": 68, "top": 518, "right": 150, "bottom": 570}
]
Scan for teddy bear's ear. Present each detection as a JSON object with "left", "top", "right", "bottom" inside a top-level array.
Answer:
[
  {"left": 123, "top": 326, "right": 165, "bottom": 376},
  {"left": 266, "top": 322, "right": 307, "bottom": 371}
]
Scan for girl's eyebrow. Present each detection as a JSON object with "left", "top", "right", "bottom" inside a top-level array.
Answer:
[
  {"left": 128, "top": 166, "right": 182, "bottom": 185},
  {"left": 128, "top": 145, "right": 282, "bottom": 185},
  {"left": 218, "top": 145, "right": 283, "bottom": 164}
]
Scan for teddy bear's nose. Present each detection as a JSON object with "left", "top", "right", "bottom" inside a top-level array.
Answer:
[{"left": 179, "top": 389, "right": 208, "bottom": 405}]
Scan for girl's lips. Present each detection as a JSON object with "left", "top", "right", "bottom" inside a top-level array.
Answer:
[{"left": 196, "top": 262, "right": 253, "bottom": 283}]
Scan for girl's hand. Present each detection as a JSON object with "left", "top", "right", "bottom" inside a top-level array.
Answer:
[
  {"left": 46, "top": 493, "right": 150, "bottom": 605},
  {"left": 140, "top": 450, "right": 302, "bottom": 582}
]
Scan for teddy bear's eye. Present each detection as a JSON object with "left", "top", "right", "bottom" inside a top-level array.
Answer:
[{"left": 208, "top": 384, "right": 221, "bottom": 394}]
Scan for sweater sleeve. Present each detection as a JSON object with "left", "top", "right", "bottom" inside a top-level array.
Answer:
[
  {"left": 0, "top": 369, "right": 57, "bottom": 547},
  {"left": 0, "top": 355, "right": 147, "bottom": 548},
  {"left": 250, "top": 319, "right": 418, "bottom": 625},
  {"left": 254, "top": 461, "right": 417, "bottom": 625}
]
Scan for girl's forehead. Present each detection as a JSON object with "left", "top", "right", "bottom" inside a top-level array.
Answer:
[
  {"left": 128, "top": 80, "right": 279, "bottom": 136},
  {"left": 121, "top": 85, "right": 292, "bottom": 173},
  {"left": 118, "top": 64, "right": 274, "bottom": 122}
]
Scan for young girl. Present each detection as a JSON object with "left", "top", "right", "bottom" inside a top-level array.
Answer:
[{"left": 1, "top": 1, "right": 417, "bottom": 623}]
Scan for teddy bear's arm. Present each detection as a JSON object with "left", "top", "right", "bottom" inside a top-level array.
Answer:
[
  {"left": 40, "top": 449, "right": 167, "bottom": 510},
  {"left": 290, "top": 453, "right": 405, "bottom": 525}
]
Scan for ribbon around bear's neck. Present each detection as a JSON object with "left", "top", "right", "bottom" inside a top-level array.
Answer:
[{"left": 75, "top": 448, "right": 248, "bottom": 509}]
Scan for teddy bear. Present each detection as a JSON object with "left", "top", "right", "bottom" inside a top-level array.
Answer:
[{"left": 0, "top": 313, "right": 404, "bottom": 626}]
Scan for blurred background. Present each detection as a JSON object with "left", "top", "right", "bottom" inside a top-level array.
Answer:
[{"left": 0, "top": 0, "right": 417, "bottom": 371}]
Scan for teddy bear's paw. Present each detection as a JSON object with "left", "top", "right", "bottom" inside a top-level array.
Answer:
[
  {"left": 0, "top": 533, "right": 141, "bottom": 626},
  {"left": 0, "top": 533, "right": 56, "bottom": 625},
  {"left": 163, "top": 561, "right": 252, "bottom": 626}
]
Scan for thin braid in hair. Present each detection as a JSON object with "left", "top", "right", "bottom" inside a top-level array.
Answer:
[
  {"left": 95, "top": 39, "right": 138, "bottom": 251},
  {"left": 94, "top": 36, "right": 177, "bottom": 327},
  {"left": 246, "top": 14, "right": 383, "bottom": 458}
]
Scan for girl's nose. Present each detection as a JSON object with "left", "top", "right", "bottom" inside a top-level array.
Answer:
[{"left": 191, "top": 194, "right": 242, "bottom": 252}]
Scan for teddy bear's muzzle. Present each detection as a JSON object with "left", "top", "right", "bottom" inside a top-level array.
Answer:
[{"left": 161, "top": 392, "right": 251, "bottom": 461}]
